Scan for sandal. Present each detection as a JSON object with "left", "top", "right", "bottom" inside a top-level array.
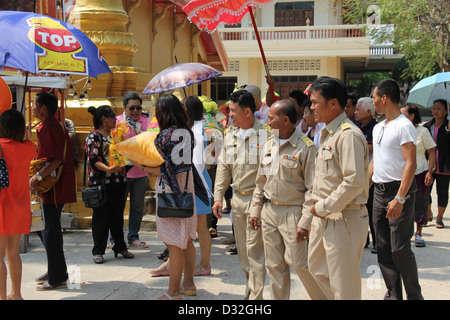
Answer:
[
  {"left": 35, "top": 272, "right": 48, "bottom": 284},
  {"left": 194, "top": 265, "right": 211, "bottom": 276},
  {"left": 149, "top": 264, "right": 170, "bottom": 277},
  {"left": 156, "top": 292, "right": 181, "bottom": 300},
  {"left": 36, "top": 281, "right": 67, "bottom": 291},
  {"left": 181, "top": 287, "right": 197, "bottom": 296},
  {"left": 114, "top": 250, "right": 134, "bottom": 258},
  {"left": 222, "top": 237, "right": 235, "bottom": 245},
  {"left": 157, "top": 249, "right": 169, "bottom": 261},
  {"left": 93, "top": 255, "right": 104, "bottom": 264},
  {"left": 129, "top": 240, "right": 148, "bottom": 248},
  {"left": 209, "top": 228, "right": 218, "bottom": 238},
  {"left": 436, "top": 221, "right": 445, "bottom": 229}
]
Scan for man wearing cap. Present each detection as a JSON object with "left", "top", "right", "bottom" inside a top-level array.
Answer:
[
  {"left": 213, "top": 89, "right": 270, "bottom": 300},
  {"left": 248, "top": 99, "right": 325, "bottom": 300},
  {"left": 307, "top": 76, "right": 369, "bottom": 300}
]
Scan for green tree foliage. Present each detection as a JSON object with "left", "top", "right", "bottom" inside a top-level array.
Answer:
[{"left": 343, "top": 0, "right": 449, "bottom": 81}]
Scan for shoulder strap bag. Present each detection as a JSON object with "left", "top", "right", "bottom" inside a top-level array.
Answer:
[{"left": 157, "top": 171, "right": 194, "bottom": 218}]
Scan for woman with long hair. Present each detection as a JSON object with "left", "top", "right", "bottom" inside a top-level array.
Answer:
[
  {"left": 142, "top": 94, "right": 209, "bottom": 300},
  {"left": 401, "top": 103, "right": 436, "bottom": 246}
]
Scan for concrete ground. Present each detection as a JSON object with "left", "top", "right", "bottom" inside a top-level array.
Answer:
[{"left": 7, "top": 185, "right": 450, "bottom": 301}]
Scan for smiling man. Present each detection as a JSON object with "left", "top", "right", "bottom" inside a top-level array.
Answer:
[
  {"left": 115, "top": 91, "right": 150, "bottom": 248},
  {"left": 213, "top": 89, "right": 269, "bottom": 300},
  {"left": 306, "top": 76, "right": 369, "bottom": 300}
]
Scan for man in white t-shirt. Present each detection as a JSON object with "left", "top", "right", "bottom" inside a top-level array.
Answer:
[{"left": 370, "top": 79, "right": 423, "bottom": 300}]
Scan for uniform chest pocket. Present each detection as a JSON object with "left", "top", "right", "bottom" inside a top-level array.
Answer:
[
  {"left": 280, "top": 157, "right": 299, "bottom": 181},
  {"left": 320, "top": 149, "right": 335, "bottom": 176}
]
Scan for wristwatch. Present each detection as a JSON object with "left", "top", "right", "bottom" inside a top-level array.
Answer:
[
  {"left": 36, "top": 172, "right": 43, "bottom": 181},
  {"left": 394, "top": 196, "right": 405, "bottom": 204}
]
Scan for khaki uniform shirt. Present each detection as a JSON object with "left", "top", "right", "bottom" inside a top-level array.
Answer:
[
  {"left": 214, "top": 120, "right": 270, "bottom": 202},
  {"left": 249, "top": 129, "right": 317, "bottom": 229},
  {"left": 308, "top": 112, "right": 369, "bottom": 219}
]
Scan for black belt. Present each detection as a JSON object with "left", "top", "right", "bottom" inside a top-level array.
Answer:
[{"left": 374, "top": 180, "right": 401, "bottom": 192}]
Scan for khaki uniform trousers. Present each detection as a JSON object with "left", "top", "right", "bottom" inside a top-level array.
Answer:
[
  {"left": 232, "top": 192, "right": 266, "bottom": 300},
  {"left": 261, "top": 203, "right": 327, "bottom": 300},
  {"left": 308, "top": 207, "right": 369, "bottom": 300}
]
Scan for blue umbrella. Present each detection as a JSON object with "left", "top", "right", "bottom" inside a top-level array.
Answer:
[
  {"left": 0, "top": 10, "right": 111, "bottom": 78},
  {"left": 407, "top": 72, "right": 450, "bottom": 108}
]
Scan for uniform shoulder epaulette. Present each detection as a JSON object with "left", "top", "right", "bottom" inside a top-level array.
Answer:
[
  {"left": 262, "top": 124, "right": 271, "bottom": 133},
  {"left": 341, "top": 122, "right": 351, "bottom": 131},
  {"left": 301, "top": 135, "right": 314, "bottom": 147},
  {"left": 224, "top": 125, "right": 232, "bottom": 135}
]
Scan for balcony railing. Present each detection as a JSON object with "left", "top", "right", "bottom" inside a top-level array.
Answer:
[
  {"left": 219, "top": 25, "right": 366, "bottom": 41},
  {"left": 219, "top": 25, "right": 399, "bottom": 57}
]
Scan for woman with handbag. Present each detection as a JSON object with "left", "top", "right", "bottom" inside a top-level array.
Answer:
[
  {"left": 85, "top": 105, "right": 134, "bottom": 264},
  {"left": 139, "top": 94, "right": 209, "bottom": 300},
  {"left": 0, "top": 110, "right": 37, "bottom": 300}
]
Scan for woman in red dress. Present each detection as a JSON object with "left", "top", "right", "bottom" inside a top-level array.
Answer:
[{"left": 0, "top": 110, "right": 37, "bottom": 300}]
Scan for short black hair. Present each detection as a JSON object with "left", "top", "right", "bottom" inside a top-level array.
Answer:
[
  {"left": 311, "top": 76, "right": 348, "bottom": 109},
  {"left": 347, "top": 93, "right": 358, "bottom": 107},
  {"left": 289, "top": 90, "right": 308, "bottom": 107},
  {"left": 36, "top": 92, "right": 58, "bottom": 115},
  {"left": 0, "top": 109, "right": 25, "bottom": 142},
  {"left": 123, "top": 91, "right": 142, "bottom": 106},
  {"left": 274, "top": 99, "right": 297, "bottom": 124},
  {"left": 375, "top": 79, "right": 401, "bottom": 104},
  {"left": 402, "top": 103, "right": 421, "bottom": 125},
  {"left": 229, "top": 89, "right": 256, "bottom": 114},
  {"left": 434, "top": 99, "right": 448, "bottom": 110}
]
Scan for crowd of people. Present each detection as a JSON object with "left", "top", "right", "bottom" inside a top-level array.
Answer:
[{"left": 0, "top": 75, "right": 449, "bottom": 300}]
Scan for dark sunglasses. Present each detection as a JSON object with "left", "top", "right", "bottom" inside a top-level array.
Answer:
[{"left": 127, "top": 105, "right": 142, "bottom": 111}]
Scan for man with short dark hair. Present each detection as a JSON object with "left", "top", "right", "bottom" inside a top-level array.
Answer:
[
  {"left": 307, "top": 76, "right": 369, "bottom": 299},
  {"left": 116, "top": 91, "right": 150, "bottom": 248},
  {"left": 29, "top": 91, "right": 76, "bottom": 291},
  {"left": 249, "top": 99, "right": 325, "bottom": 300},
  {"left": 213, "top": 89, "right": 269, "bottom": 300},
  {"left": 371, "top": 79, "right": 423, "bottom": 300}
]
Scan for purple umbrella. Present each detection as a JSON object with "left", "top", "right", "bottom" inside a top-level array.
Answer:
[{"left": 143, "top": 62, "right": 222, "bottom": 95}]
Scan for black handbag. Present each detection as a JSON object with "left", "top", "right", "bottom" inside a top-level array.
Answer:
[
  {"left": 157, "top": 172, "right": 194, "bottom": 218},
  {"left": 82, "top": 184, "right": 108, "bottom": 208},
  {"left": 81, "top": 146, "right": 108, "bottom": 208},
  {"left": 0, "top": 144, "right": 10, "bottom": 190}
]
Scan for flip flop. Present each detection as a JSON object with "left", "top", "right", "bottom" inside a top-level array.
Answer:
[
  {"left": 129, "top": 240, "right": 148, "bottom": 248},
  {"left": 194, "top": 265, "right": 211, "bottom": 276},
  {"left": 155, "top": 292, "right": 182, "bottom": 300},
  {"left": 149, "top": 265, "right": 170, "bottom": 277},
  {"left": 181, "top": 287, "right": 197, "bottom": 296},
  {"left": 36, "top": 281, "right": 67, "bottom": 291},
  {"left": 436, "top": 221, "right": 445, "bottom": 229}
]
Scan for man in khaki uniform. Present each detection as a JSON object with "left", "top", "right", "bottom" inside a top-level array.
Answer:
[
  {"left": 248, "top": 100, "right": 326, "bottom": 300},
  {"left": 213, "top": 89, "right": 270, "bottom": 300},
  {"left": 307, "top": 76, "right": 369, "bottom": 300}
]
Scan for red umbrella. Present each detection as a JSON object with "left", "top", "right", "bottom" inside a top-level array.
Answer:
[{"left": 183, "top": 0, "right": 276, "bottom": 98}]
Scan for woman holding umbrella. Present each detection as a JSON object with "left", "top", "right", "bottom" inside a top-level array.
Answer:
[{"left": 423, "top": 99, "right": 450, "bottom": 228}]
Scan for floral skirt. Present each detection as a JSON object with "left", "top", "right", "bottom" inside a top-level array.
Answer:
[{"left": 156, "top": 170, "right": 197, "bottom": 249}]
